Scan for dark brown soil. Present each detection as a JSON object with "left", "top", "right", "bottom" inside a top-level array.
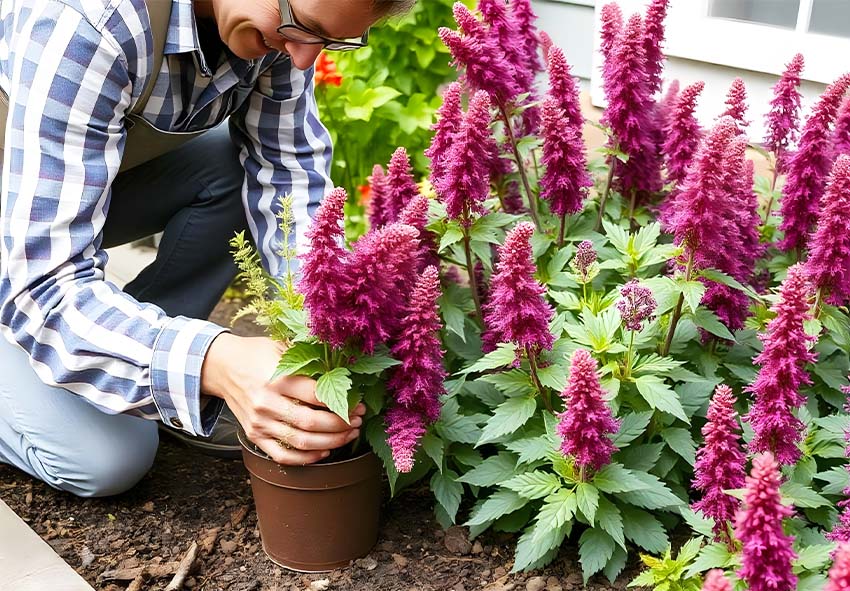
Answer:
[{"left": 0, "top": 299, "right": 636, "bottom": 591}]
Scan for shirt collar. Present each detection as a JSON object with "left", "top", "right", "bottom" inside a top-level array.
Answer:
[{"left": 163, "top": 0, "right": 212, "bottom": 72}]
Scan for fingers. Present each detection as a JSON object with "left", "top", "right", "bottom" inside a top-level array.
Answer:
[
  {"left": 253, "top": 436, "right": 330, "bottom": 466},
  {"left": 281, "top": 397, "right": 362, "bottom": 432},
  {"left": 269, "top": 374, "right": 324, "bottom": 407},
  {"left": 275, "top": 422, "right": 361, "bottom": 452}
]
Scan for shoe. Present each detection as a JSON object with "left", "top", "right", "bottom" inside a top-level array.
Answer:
[{"left": 158, "top": 405, "right": 242, "bottom": 459}]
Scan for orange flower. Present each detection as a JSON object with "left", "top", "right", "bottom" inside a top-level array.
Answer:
[
  {"left": 314, "top": 52, "right": 343, "bottom": 87},
  {"left": 357, "top": 183, "right": 371, "bottom": 207}
]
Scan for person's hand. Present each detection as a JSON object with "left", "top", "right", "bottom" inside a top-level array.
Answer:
[{"left": 201, "top": 333, "right": 365, "bottom": 465}]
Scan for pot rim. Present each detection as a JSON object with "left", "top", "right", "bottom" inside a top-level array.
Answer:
[{"left": 237, "top": 427, "right": 374, "bottom": 467}]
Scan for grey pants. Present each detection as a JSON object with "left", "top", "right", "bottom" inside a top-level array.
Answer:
[{"left": 0, "top": 124, "right": 247, "bottom": 497}]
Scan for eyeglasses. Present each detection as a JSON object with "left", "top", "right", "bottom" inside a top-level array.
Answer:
[{"left": 277, "top": 0, "right": 369, "bottom": 51}]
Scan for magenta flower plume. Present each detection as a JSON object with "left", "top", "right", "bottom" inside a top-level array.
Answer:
[
  {"left": 659, "top": 79, "right": 680, "bottom": 124},
  {"left": 483, "top": 222, "right": 554, "bottom": 357},
  {"left": 572, "top": 240, "right": 597, "bottom": 278},
  {"left": 806, "top": 154, "right": 850, "bottom": 304},
  {"left": 547, "top": 45, "right": 584, "bottom": 129},
  {"left": 735, "top": 452, "right": 797, "bottom": 591},
  {"left": 602, "top": 13, "right": 663, "bottom": 195},
  {"left": 439, "top": 90, "right": 495, "bottom": 226},
  {"left": 344, "top": 223, "right": 420, "bottom": 353},
  {"left": 642, "top": 0, "right": 670, "bottom": 97},
  {"left": 779, "top": 73, "right": 850, "bottom": 252},
  {"left": 399, "top": 193, "right": 440, "bottom": 272},
  {"left": 300, "top": 188, "right": 349, "bottom": 347},
  {"left": 385, "top": 405, "right": 427, "bottom": 474},
  {"left": 510, "top": 0, "right": 543, "bottom": 76},
  {"left": 765, "top": 54, "right": 804, "bottom": 174},
  {"left": 368, "top": 165, "right": 391, "bottom": 229},
  {"left": 557, "top": 349, "right": 619, "bottom": 475},
  {"left": 836, "top": 96, "right": 850, "bottom": 157},
  {"left": 478, "top": 0, "right": 528, "bottom": 89},
  {"left": 692, "top": 384, "right": 746, "bottom": 544},
  {"left": 539, "top": 30, "right": 553, "bottom": 67},
  {"left": 720, "top": 77, "right": 750, "bottom": 130},
  {"left": 426, "top": 82, "right": 463, "bottom": 193},
  {"left": 616, "top": 280, "right": 657, "bottom": 331},
  {"left": 664, "top": 81, "right": 705, "bottom": 187},
  {"left": 540, "top": 98, "right": 592, "bottom": 217},
  {"left": 744, "top": 264, "right": 817, "bottom": 465},
  {"left": 385, "top": 147, "right": 420, "bottom": 223},
  {"left": 599, "top": 3, "right": 623, "bottom": 66},
  {"left": 439, "top": 3, "right": 520, "bottom": 103},
  {"left": 701, "top": 570, "right": 732, "bottom": 591},
  {"left": 827, "top": 544, "right": 850, "bottom": 591}
]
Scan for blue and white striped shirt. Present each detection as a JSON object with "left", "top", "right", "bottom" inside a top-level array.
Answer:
[{"left": 0, "top": 0, "right": 333, "bottom": 436}]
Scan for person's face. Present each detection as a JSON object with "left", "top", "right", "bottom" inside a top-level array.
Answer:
[{"left": 210, "top": 0, "right": 377, "bottom": 69}]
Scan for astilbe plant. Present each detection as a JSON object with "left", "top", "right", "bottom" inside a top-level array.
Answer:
[
  {"left": 692, "top": 384, "right": 746, "bottom": 545},
  {"left": 779, "top": 72, "right": 850, "bottom": 253},
  {"left": 719, "top": 77, "right": 749, "bottom": 130},
  {"left": 384, "top": 147, "right": 421, "bottom": 224},
  {"left": 663, "top": 81, "right": 705, "bottom": 188},
  {"left": 367, "top": 165, "right": 391, "bottom": 229},
  {"left": 641, "top": 0, "right": 669, "bottom": 98},
  {"left": 658, "top": 79, "right": 680, "bottom": 127},
  {"left": 828, "top": 544, "right": 850, "bottom": 591},
  {"left": 836, "top": 96, "right": 850, "bottom": 157},
  {"left": 764, "top": 53, "right": 804, "bottom": 176},
  {"left": 744, "top": 264, "right": 817, "bottom": 465},
  {"left": 557, "top": 349, "right": 619, "bottom": 478},
  {"left": 599, "top": 3, "right": 623, "bottom": 77},
  {"left": 425, "top": 82, "right": 463, "bottom": 192},
  {"left": 806, "top": 154, "right": 850, "bottom": 305},
  {"left": 617, "top": 279, "right": 656, "bottom": 331},
  {"left": 735, "top": 452, "right": 797, "bottom": 591}
]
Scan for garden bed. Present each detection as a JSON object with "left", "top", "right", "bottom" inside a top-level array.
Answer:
[{"left": 0, "top": 298, "right": 636, "bottom": 591}]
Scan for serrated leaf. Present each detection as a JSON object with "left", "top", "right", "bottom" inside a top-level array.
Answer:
[
  {"left": 513, "top": 520, "right": 569, "bottom": 572},
  {"left": 593, "top": 464, "right": 651, "bottom": 494},
  {"left": 461, "top": 344, "right": 516, "bottom": 374},
  {"left": 421, "top": 432, "right": 444, "bottom": 469},
  {"left": 503, "top": 471, "right": 563, "bottom": 500},
  {"left": 481, "top": 370, "right": 536, "bottom": 396},
  {"left": 466, "top": 489, "right": 526, "bottom": 526},
  {"left": 620, "top": 506, "right": 668, "bottom": 553},
  {"left": 365, "top": 418, "right": 399, "bottom": 494},
  {"left": 579, "top": 529, "right": 615, "bottom": 582},
  {"left": 794, "top": 544, "right": 835, "bottom": 571},
  {"left": 274, "top": 343, "right": 324, "bottom": 378},
  {"left": 532, "top": 489, "right": 577, "bottom": 545},
  {"left": 611, "top": 411, "right": 654, "bottom": 447},
  {"left": 477, "top": 396, "right": 538, "bottom": 445},
  {"left": 618, "top": 471, "right": 684, "bottom": 510},
  {"left": 814, "top": 467, "right": 850, "bottom": 495},
  {"left": 439, "top": 224, "right": 464, "bottom": 252},
  {"left": 596, "top": 497, "right": 625, "bottom": 549},
  {"left": 679, "top": 280, "right": 706, "bottom": 314},
  {"left": 635, "top": 376, "right": 689, "bottom": 423},
  {"left": 440, "top": 298, "right": 466, "bottom": 342},
  {"left": 692, "top": 308, "right": 736, "bottom": 341},
  {"left": 456, "top": 452, "right": 518, "bottom": 486},
  {"left": 576, "top": 483, "right": 600, "bottom": 525},
  {"left": 348, "top": 353, "right": 401, "bottom": 374},
  {"left": 537, "top": 363, "right": 567, "bottom": 392},
  {"left": 316, "top": 367, "right": 353, "bottom": 422},
  {"left": 603, "top": 545, "right": 628, "bottom": 583},
  {"left": 781, "top": 481, "right": 830, "bottom": 508},
  {"left": 506, "top": 435, "right": 554, "bottom": 464},
  {"left": 685, "top": 542, "right": 732, "bottom": 577},
  {"left": 661, "top": 427, "right": 696, "bottom": 465},
  {"left": 679, "top": 507, "right": 715, "bottom": 538},
  {"left": 431, "top": 469, "right": 463, "bottom": 522}
]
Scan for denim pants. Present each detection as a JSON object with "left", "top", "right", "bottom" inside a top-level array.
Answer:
[{"left": 0, "top": 124, "right": 247, "bottom": 497}]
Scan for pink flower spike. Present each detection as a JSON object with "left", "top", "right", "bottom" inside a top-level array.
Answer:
[
  {"left": 720, "top": 77, "right": 750, "bottom": 130},
  {"left": 701, "top": 570, "right": 732, "bottom": 591},
  {"left": 539, "top": 30, "right": 554, "bottom": 67},
  {"left": 483, "top": 222, "right": 554, "bottom": 357},
  {"left": 642, "top": 0, "right": 670, "bottom": 97},
  {"left": 664, "top": 81, "right": 705, "bottom": 187},
  {"left": 744, "top": 264, "right": 817, "bottom": 465},
  {"left": 765, "top": 54, "right": 804, "bottom": 174},
  {"left": 779, "top": 72, "right": 850, "bottom": 252},
  {"left": 572, "top": 240, "right": 597, "bottom": 277},
  {"left": 557, "top": 349, "right": 619, "bottom": 475},
  {"left": 806, "top": 154, "right": 850, "bottom": 305},
  {"left": 386, "top": 147, "right": 420, "bottom": 223},
  {"left": 547, "top": 45, "right": 584, "bottom": 130},
  {"left": 828, "top": 544, "right": 850, "bottom": 591},
  {"left": 599, "top": 3, "right": 623, "bottom": 65},
  {"left": 692, "top": 384, "right": 746, "bottom": 544},
  {"left": 368, "top": 165, "right": 391, "bottom": 229},
  {"left": 510, "top": 0, "right": 543, "bottom": 76},
  {"left": 426, "top": 82, "right": 463, "bottom": 194},
  {"left": 617, "top": 279, "right": 657, "bottom": 331},
  {"left": 735, "top": 452, "right": 797, "bottom": 591},
  {"left": 836, "top": 96, "right": 850, "bottom": 157},
  {"left": 657, "top": 79, "right": 680, "bottom": 130},
  {"left": 539, "top": 97, "right": 592, "bottom": 217},
  {"left": 385, "top": 405, "right": 427, "bottom": 474}
]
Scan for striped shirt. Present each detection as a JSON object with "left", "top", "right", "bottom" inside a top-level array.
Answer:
[{"left": 0, "top": 0, "right": 333, "bottom": 436}]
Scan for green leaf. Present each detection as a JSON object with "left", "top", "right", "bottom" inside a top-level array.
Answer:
[
  {"left": 466, "top": 489, "right": 526, "bottom": 526},
  {"left": 506, "top": 435, "right": 555, "bottom": 464},
  {"left": 316, "top": 367, "right": 353, "bottom": 422},
  {"left": 603, "top": 546, "right": 628, "bottom": 584},
  {"left": 603, "top": 220, "right": 630, "bottom": 254},
  {"left": 593, "top": 464, "right": 651, "bottom": 494},
  {"left": 610, "top": 411, "right": 654, "bottom": 447},
  {"left": 440, "top": 298, "right": 467, "bottom": 342},
  {"left": 439, "top": 224, "right": 464, "bottom": 252},
  {"left": 348, "top": 353, "right": 401, "bottom": 374},
  {"left": 477, "top": 397, "right": 538, "bottom": 445},
  {"left": 365, "top": 417, "right": 399, "bottom": 495},
  {"left": 618, "top": 471, "right": 684, "bottom": 510},
  {"left": 420, "top": 432, "right": 444, "bottom": 469},
  {"left": 692, "top": 308, "right": 736, "bottom": 341},
  {"left": 274, "top": 343, "right": 324, "bottom": 378},
  {"left": 503, "top": 471, "right": 563, "bottom": 500},
  {"left": 620, "top": 505, "right": 668, "bottom": 553},
  {"left": 579, "top": 529, "right": 615, "bottom": 582},
  {"left": 679, "top": 507, "right": 716, "bottom": 538},
  {"left": 634, "top": 376, "right": 689, "bottom": 423},
  {"left": 533, "top": 489, "right": 577, "bottom": 544},
  {"left": 481, "top": 370, "right": 536, "bottom": 396},
  {"left": 795, "top": 544, "right": 835, "bottom": 571},
  {"left": 461, "top": 344, "right": 516, "bottom": 374},
  {"left": 685, "top": 542, "right": 733, "bottom": 577},
  {"left": 596, "top": 497, "right": 625, "bottom": 549},
  {"left": 679, "top": 280, "right": 706, "bottom": 314},
  {"left": 537, "top": 363, "right": 567, "bottom": 392},
  {"left": 513, "top": 521, "right": 569, "bottom": 572},
  {"left": 456, "top": 452, "right": 518, "bottom": 487},
  {"left": 576, "top": 483, "right": 600, "bottom": 525},
  {"left": 781, "top": 481, "right": 830, "bottom": 508},
  {"left": 700, "top": 268, "right": 762, "bottom": 301},
  {"left": 431, "top": 469, "right": 463, "bottom": 522},
  {"left": 435, "top": 399, "right": 486, "bottom": 445},
  {"left": 660, "top": 427, "right": 696, "bottom": 465},
  {"left": 814, "top": 466, "right": 850, "bottom": 495}
]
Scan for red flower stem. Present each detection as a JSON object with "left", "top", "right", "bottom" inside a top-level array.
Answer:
[
  {"left": 462, "top": 224, "right": 485, "bottom": 325},
  {"left": 661, "top": 250, "right": 694, "bottom": 356},
  {"left": 526, "top": 347, "right": 553, "bottom": 413},
  {"left": 558, "top": 213, "right": 567, "bottom": 247},
  {"left": 627, "top": 187, "right": 637, "bottom": 229},
  {"left": 595, "top": 159, "right": 616, "bottom": 232},
  {"left": 498, "top": 101, "right": 541, "bottom": 231}
]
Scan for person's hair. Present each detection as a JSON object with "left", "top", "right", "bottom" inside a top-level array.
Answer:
[{"left": 373, "top": 0, "right": 416, "bottom": 17}]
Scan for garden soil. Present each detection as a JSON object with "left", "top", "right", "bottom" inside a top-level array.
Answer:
[{"left": 0, "top": 299, "right": 637, "bottom": 591}]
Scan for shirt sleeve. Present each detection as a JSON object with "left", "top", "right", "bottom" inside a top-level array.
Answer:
[
  {"left": 229, "top": 56, "right": 334, "bottom": 278},
  {"left": 0, "top": 3, "right": 224, "bottom": 436}
]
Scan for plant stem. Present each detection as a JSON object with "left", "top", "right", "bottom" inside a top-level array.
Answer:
[
  {"left": 462, "top": 227, "right": 485, "bottom": 324},
  {"left": 498, "top": 101, "right": 541, "bottom": 231},
  {"left": 627, "top": 188, "right": 637, "bottom": 230},
  {"left": 527, "top": 348, "right": 553, "bottom": 413},
  {"left": 623, "top": 330, "right": 636, "bottom": 380},
  {"left": 762, "top": 166, "right": 779, "bottom": 226},
  {"left": 557, "top": 213, "right": 567, "bottom": 247},
  {"left": 581, "top": 281, "right": 588, "bottom": 308},
  {"left": 661, "top": 251, "right": 694, "bottom": 356},
  {"left": 595, "top": 159, "right": 616, "bottom": 232}
]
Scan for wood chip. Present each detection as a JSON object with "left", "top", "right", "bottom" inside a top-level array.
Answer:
[
  {"left": 99, "top": 562, "right": 182, "bottom": 582},
  {"left": 141, "top": 501, "right": 154, "bottom": 513},
  {"left": 199, "top": 527, "right": 220, "bottom": 555},
  {"left": 164, "top": 541, "right": 199, "bottom": 591},
  {"left": 230, "top": 505, "right": 249, "bottom": 528}
]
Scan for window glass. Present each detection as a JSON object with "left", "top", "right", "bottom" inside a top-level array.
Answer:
[
  {"left": 709, "top": 0, "right": 800, "bottom": 29},
  {"left": 809, "top": 0, "right": 850, "bottom": 38}
]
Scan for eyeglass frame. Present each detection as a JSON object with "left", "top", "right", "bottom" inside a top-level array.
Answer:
[{"left": 277, "top": 0, "right": 369, "bottom": 51}]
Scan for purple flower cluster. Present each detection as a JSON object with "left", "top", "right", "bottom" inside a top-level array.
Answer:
[
  {"left": 806, "top": 154, "right": 850, "bottom": 305},
  {"left": 735, "top": 452, "right": 797, "bottom": 591},
  {"left": 557, "top": 349, "right": 619, "bottom": 476},
  {"left": 764, "top": 54, "right": 804, "bottom": 174},
  {"left": 701, "top": 571, "right": 732, "bottom": 591},
  {"left": 827, "top": 544, "right": 850, "bottom": 591},
  {"left": 616, "top": 280, "right": 657, "bottom": 331},
  {"left": 744, "top": 264, "right": 817, "bottom": 465},
  {"left": 367, "top": 165, "right": 391, "bottom": 229},
  {"left": 425, "top": 82, "right": 463, "bottom": 192},
  {"left": 663, "top": 81, "right": 705, "bottom": 187},
  {"left": 836, "top": 96, "right": 850, "bottom": 157},
  {"left": 641, "top": 0, "right": 670, "bottom": 98},
  {"left": 483, "top": 222, "right": 554, "bottom": 358},
  {"left": 692, "top": 384, "right": 746, "bottom": 544},
  {"left": 720, "top": 77, "right": 749, "bottom": 130},
  {"left": 540, "top": 97, "right": 592, "bottom": 217},
  {"left": 385, "top": 266, "right": 446, "bottom": 473},
  {"left": 572, "top": 240, "right": 597, "bottom": 278},
  {"left": 779, "top": 73, "right": 850, "bottom": 252}
]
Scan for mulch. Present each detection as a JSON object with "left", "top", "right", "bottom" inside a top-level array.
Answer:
[{"left": 0, "top": 299, "right": 636, "bottom": 591}]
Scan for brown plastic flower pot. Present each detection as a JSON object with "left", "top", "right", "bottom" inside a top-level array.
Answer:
[{"left": 238, "top": 429, "right": 383, "bottom": 572}]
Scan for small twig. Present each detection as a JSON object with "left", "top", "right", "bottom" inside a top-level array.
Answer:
[
  {"left": 100, "top": 563, "right": 182, "bottom": 582},
  {"left": 164, "top": 541, "right": 199, "bottom": 591},
  {"left": 126, "top": 572, "right": 146, "bottom": 591}
]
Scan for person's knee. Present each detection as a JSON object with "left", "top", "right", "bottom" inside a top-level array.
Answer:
[{"left": 35, "top": 419, "right": 159, "bottom": 498}]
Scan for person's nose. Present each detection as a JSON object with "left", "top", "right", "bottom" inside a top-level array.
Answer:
[{"left": 284, "top": 41, "right": 324, "bottom": 70}]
